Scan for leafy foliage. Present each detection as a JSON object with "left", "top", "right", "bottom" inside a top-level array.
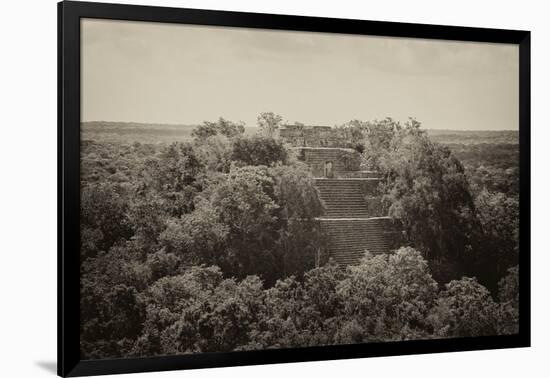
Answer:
[
  {"left": 81, "top": 182, "right": 133, "bottom": 259},
  {"left": 231, "top": 135, "right": 289, "bottom": 167},
  {"left": 497, "top": 266, "right": 520, "bottom": 335},
  {"left": 350, "top": 119, "right": 480, "bottom": 282},
  {"left": 79, "top": 114, "right": 520, "bottom": 359},
  {"left": 473, "top": 190, "right": 519, "bottom": 291},
  {"left": 257, "top": 112, "right": 283, "bottom": 136},
  {"left": 191, "top": 117, "right": 245, "bottom": 141},
  {"left": 129, "top": 248, "right": 509, "bottom": 357},
  {"left": 338, "top": 248, "right": 439, "bottom": 341},
  {"left": 428, "top": 277, "right": 499, "bottom": 337},
  {"left": 340, "top": 118, "right": 518, "bottom": 289}
]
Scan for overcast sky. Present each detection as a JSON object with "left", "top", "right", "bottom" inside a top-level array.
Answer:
[{"left": 81, "top": 18, "right": 519, "bottom": 130}]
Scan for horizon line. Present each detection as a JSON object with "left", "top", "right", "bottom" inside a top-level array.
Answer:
[{"left": 81, "top": 120, "right": 519, "bottom": 132}]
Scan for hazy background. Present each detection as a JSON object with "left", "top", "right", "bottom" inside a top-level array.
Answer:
[{"left": 81, "top": 18, "right": 519, "bottom": 130}]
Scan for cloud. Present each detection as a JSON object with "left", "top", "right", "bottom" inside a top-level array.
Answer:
[{"left": 80, "top": 19, "right": 518, "bottom": 130}]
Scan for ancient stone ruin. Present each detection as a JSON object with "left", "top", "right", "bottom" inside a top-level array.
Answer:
[{"left": 280, "top": 124, "right": 402, "bottom": 266}]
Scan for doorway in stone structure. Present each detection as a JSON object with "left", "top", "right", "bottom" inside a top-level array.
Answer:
[{"left": 324, "top": 161, "right": 333, "bottom": 178}]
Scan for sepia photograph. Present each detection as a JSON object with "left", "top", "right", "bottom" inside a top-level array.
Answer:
[{"left": 79, "top": 17, "right": 521, "bottom": 360}]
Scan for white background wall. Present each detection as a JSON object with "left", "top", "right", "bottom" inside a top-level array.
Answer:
[{"left": 0, "top": 0, "right": 547, "bottom": 376}]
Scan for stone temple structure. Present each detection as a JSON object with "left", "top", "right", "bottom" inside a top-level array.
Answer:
[{"left": 280, "top": 124, "right": 402, "bottom": 266}]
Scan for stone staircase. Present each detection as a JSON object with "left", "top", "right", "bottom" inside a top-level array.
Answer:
[
  {"left": 319, "top": 217, "right": 395, "bottom": 266},
  {"left": 315, "top": 178, "right": 378, "bottom": 218},
  {"left": 295, "top": 147, "right": 359, "bottom": 177},
  {"left": 314, "top": 177, "right": 400, "bottom": 267},
  {"left": 288, "top": 144, "right": 401, "bottom": 267},
  {"left": 341, "top": 170, "right": 380, "bottom": 179},
  {"left": 301, "top": 148, "right": 353, "bottom": 174}
]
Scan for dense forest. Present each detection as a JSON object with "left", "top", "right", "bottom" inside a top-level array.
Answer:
[{"left": 80, "top": 115, "right": 520, "bottom": 359}]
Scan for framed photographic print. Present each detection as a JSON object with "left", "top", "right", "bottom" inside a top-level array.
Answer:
[{"left": 58, "top": 1, "right": 530, "bottom": 376}]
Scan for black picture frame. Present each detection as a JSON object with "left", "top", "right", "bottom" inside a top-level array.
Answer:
[{"left": 58, "top": 1, "right": 531, "bottom": 376}]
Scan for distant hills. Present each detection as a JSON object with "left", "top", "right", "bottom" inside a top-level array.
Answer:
[
  {"left": 81, "top": 121, "right": 519, "bottom": 145},
  {"left": 426, "top": 129, "right": 519, "bottom": 145}
]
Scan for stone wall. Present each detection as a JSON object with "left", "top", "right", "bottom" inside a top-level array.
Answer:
[
  {"left": 314, "top": 178, "right": 385, "bottom": 218},
  {"left": 318, "top": 217, "right": 403, "bottom": 266},
  {"left": 295, "top": 147, "right": 361, "bottom": 178},
  {"left": 280, "top": 124, "right": 366, "bottom": 149},
  {"left": 280, "top": 125, "right": 340, "bottom": 147},
  {"left": 284, "top": 124, "right": 402, "bottom": 267}
]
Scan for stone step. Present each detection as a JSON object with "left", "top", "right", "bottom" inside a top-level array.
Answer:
[
  {"left": 328, "top": 237, "right": 385, "bottom": 242},
  {"left": 317, "top": 184, "right": 366, "bottom": 188},
  {"left": 322, "top": 203, "right": 369, "bottom": 207},
  {"left": 330, "top": 240, "right": 387, "bottom": 246},
  {"left": 325, "top": 213, "right": 369, "bottom": 219},
  {"left": 322, "top": 207, "right": 373, "bottom": 212},
  {"left": 315, "top": 178, "right": 375, "bottom": 217},
  {"left": 316, "top": 184, "right": 369, "bottom": 187},
  {"left": 324, "top": 212, "right": 371, "bottom": 217},
  {"left": 313, "top": 173, "right": 397, "bottom": 266},
  {"left": 317, "top": 188, "right": 370, "bottom": 192},
  {"left": 341, "top": 171, "right": 381, "bottom": 179},
  {"left": 324, "top": 216, "right": 372, "bottom": 219},
  {"left": 322, "top": 201, "right": 369, "bottom": 204},
  {"left": 323, "top": 205, "right": 369, "bottom": 209},
  {"left": 323, "top": 208, "right": 370, "bottom": 212},
  {"left": 318, "top": 192, "right": 369, "bottom": 196},
  {"left": 315, "top": 178, "right": 380, "bottom": 182},
  {"left": 317, "top": 185, "right": 366, "bottom": 188},
  {"left": 316, "top": 183, "right": 372, "bottom": 187},
  {"left": 332, "top": 253, "right": 385, "bottom": 259},
  {"left": 318, "top": 217, "right": 397, "bottom": 267},
  {"left": 331, "top": 249, "right": 386, "bottom": 255},
  {"left": 318, "top": 195, "right": 367, "bottom": 199},
  {"left": 329, "top": 236, "right": 387, "bottom": 241},
  {"left": 322, "top": 199, "right": 368, "bottom": 202},
  {"left": 330, "top": 239, "right": 387, "bottom": 244},
  {"left": 330, "top": 244, "right": 388, "bottom": 250},
  {"left": 318, "top": 190, "right": 369, "bottom": 193},
  {"left": 317, "top": 188, "right": 374, "bottom": 193},
  {"left": 320, "top": 196, "right": 369, "bottom": 201}
]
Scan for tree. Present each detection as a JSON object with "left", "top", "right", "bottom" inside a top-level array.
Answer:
[
  {"left": 428, "top": 277, "right": 498, "bottom": 337},
  {"left": 80, "top": 114, "right": 520, "bottom": 359},
  {"left": 81, "top": 182, "right": 133, "bottom": 259},
  {"left": 138, "top": 142, "right": 204, "bottom": 217},
  {"left": 159, "top": 198, "right": 229, "bottom": 267},
  {"left": 257, "top": 112, "right": 283, "bottom": 136},
  {"left": 497, "top": 265, "right": 519, "bottom": 334},
  {"left": 473, "top": 189, "right": 519, "bottom": 290},
  {"left": 192, "top": 118, "right": 245, "bottom": 142},
  {"left": 125, "top": 195, "right": 167, "bottom": 251},
  {"left": 133, "top": 265, "right": 225, "bottom": 355},
  {"left": 231, "top": 135, "right": 289, "bottom": 167},
  {"left": 337, "top": 118, "right": 399, "bottom": 157},
  {"left": 135, "top": 266, "right": 265, "bottom": 355},
  {"left": 207, "top": 165, "right": 278, "bottom": 241},
  {"left": 81, "top": 283, "right": 145, "bottom": 359},
  {"left": 198, "top": 165, "right": 279, "bottom": 279},
  {"left": 337, "top": 248, "right": 439, "bottom": 341},
  {"left": 244, "top": 262, "right": 346, "bottom": 350},
  {"left": 80, "top": 243, "right": 151, "bottom": 359},
  {"left": 191, "top": 121, "right": 218, "bottom": 141},
  {"left": 269, "top": 163, "right": 326, "bottom": 276},
  {"left": 145, "top": 249, "right": 181, "bottom": 281},
  {"left": 240, "top": 275, "right": 305, "bottom": 350},
  {"left": 365, "top": 119, "right": 480, "bottom": 283},
  {"left": 269, "top": 163, "right": 323, "bottom": 220},
  {"left": 194, "top": 135, "right": 233, "bottom": 173},
  {"left": 159, "top": 162, "right": 325, "bottom": 284}
]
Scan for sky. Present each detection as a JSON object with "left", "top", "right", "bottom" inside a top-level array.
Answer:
[{"left": 81, "top": 18, "right": 519, "bottom": 130}]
